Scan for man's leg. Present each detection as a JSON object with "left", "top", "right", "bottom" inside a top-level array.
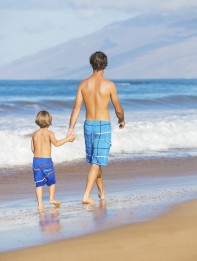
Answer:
[
  {"left": 36, "top": 186, "right": 44, "bottom": 210},
  {"left": 96, "top": 167, "right": 105, "bottom": 200},
  {"left": 49, "top": 184, "right": 61, "bottom": 207},
  {"left": 82, "top": 164, "right": 100, "bottom": 204}
]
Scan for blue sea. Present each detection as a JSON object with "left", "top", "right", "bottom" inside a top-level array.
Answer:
[
  {"left": 1, "top": 79, "right": 197, "bottom": 167},
  {"left": 2, "top": 79, "right": 197, "bottom": 252}
]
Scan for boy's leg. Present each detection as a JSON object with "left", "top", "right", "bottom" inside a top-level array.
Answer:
[
  {"left": 49, "top": 184, "right": 61, "bottom": 206},
  {"left": 36, "top": 186, "right": 44, "bottom": 210},
  {"left": 82, "top": 164, "right": 100, "bottom": 204},
  {"left": 96, "top": 167, "right": 105, "bottom": 200}
]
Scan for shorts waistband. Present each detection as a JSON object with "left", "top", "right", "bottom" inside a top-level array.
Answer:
[
  {"left": 84, "top": 120, "right": 111, "bottom": 126},
  {"left": 33, "top": 157, "right": 52, "bottom": 159}
]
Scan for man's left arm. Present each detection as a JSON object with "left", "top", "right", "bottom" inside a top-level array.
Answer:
[{"left": 110, "top": 82, "right": 125, "bottom": 128}]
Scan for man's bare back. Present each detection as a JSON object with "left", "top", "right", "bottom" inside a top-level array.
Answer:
[
  {"left": 68, "top": 70, "right": 124, "bottom": 131},
  {"left": 81, "top": 74, "right": 112, "bottom": 121}
]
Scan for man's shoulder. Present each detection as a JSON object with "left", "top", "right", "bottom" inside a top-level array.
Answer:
[
  {"left": 78, "top": 78, "right": 88, "bottom": 89},
  {"left": 78, "top": 76, "right": 115, "bottom": 90},
  {"left": 104, "top": 78, "right": 115, "bottom": 85},
  {"left": 102, "top": 78, "right": 116, "bottom": 90}
]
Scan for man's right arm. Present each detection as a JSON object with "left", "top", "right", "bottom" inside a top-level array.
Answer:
[
  {"left": 110, "top": 82, "right": 125, "bottom": 128},
  {"left": 67, "top": 83, "right": 83, "bottom": 137}
]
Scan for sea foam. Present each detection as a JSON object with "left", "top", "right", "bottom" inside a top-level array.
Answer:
[{"left": 1, "top": 114, "right": 197, "bottom": 167}]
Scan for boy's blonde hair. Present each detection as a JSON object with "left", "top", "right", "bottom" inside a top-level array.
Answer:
[{"left": 35, "top": 110, "right": 52, "bottom": 128}]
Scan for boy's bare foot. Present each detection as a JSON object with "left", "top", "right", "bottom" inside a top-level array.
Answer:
[
  {"left": 82, "top": 196, "right": 95, "bottom": 204},
  {"left": 50, "top": 200, "right": 61, "bottom": 207}
]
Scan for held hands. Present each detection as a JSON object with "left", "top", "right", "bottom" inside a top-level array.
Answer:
[
  {"left": 67, "top": 134, "right": 75, "bottom": 142},
  {"left": 66, "top": 128, "right": 75, "bottom": 137},
  {"left": 118, "top": 120, "right": 125, "bottom": 128},
  {"left": 66, "top": 128, "right": 76, "bottom": 142}
]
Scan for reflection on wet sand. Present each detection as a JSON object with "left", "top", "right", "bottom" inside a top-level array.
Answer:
[
  {"left": 83, "top": 200, "right": 108, "bottom": 226},
  {"left": 2, "top": 173, "right": 197, "bottom": 252},
  {"left": 39, "top": 208, "right": 61, "bottom": 233}
]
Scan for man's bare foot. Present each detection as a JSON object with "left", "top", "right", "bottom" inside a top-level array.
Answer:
[
  {"left": 98, "top": 192, "right": 105, "bottom": 200},
  {"left": 38, "top": 204, "right": 45, "bottom": 211},
  {"left": 82, "top": 196, "right": 95, "bottom": 204},
  {"left": 50, "top": 200, "right": 61, "bottom": 207}
]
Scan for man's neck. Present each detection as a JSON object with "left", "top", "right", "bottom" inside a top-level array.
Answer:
[{"left": 92, "top": 70, "right": 104, "bottom": 77}]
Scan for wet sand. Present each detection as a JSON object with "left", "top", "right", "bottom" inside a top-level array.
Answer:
[
  {"left": 1, "top": 157, "right": 197, "bottom": 259},
  {"left": 1, "top": 156, "right": 197, "bottom": 201},
  {"left": 1, "top": 200, "right": 197, "bottom": 261}
]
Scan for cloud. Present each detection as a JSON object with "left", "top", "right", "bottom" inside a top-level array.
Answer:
[
  {"left": 1, "top": 0, "right": 197, "bottom": 13},
  {"left": 22, "top": 21, "right": 58, "bottom": 34},
  {"left": 0, "top": 0, "right": 67, "bottom": 10},
  {"left": 68, "top": 0, "right": 197, "bottom": 12},
  {"left": 0, "top": 33, "right": 8, "bottom": 40},
  {"left": 76, "top": 9, "right": 102, "bottom": 18}
]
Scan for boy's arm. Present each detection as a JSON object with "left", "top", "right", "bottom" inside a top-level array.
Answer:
[
  {"left": 67, "top": 83, "right": 83, "bottom": 137},
  {"left": 110, "top": 82, "right": 125, "bottom": 128},
  {"left": 49, "top": 131, "right": 75, "bottom": 147},
  {"left": 31, "top": 137, "right": 35, "bottom": 153}
]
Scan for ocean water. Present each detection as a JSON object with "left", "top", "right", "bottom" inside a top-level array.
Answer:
[{"left": 1, "top": 79, "right": 197, "bottom": 167}]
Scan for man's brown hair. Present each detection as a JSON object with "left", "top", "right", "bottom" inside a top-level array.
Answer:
[
  {"left": 89, "top": 51, "right": 108, "bottom": 71},
  {"left": 35, "top": 110, "right": 52, "bottom": 128}
]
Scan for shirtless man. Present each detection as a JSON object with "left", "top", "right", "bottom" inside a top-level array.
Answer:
[{"left": 67, "top": 51, "right": 125, "bottom": 204}]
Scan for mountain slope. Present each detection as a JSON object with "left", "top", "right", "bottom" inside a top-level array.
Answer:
[{"left": 0, "top": 13, "right": 197, "bottom": 79}]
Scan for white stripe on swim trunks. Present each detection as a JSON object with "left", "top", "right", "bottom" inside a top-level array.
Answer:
[
  {"left": 84, "top": 131, "right": 111, "bottom": 135},
  {"left": 95, "top": 131, "right": 111, "bottom": 134},
  {"left": 35, "top": 178, "right": 45, "bottom": 183},
  {"left": 86, "top": 154, "right": 108, "bottom": 158}
]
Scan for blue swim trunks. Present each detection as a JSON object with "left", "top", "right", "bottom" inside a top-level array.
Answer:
[
  {"left": 32, "top": 157, "right": 56, "bottom": 187},
  {"left": 84, "top": 120, "right": 112, "bottom": 166}
]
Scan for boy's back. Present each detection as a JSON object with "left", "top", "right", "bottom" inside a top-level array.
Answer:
[{"left": 32, "top": 128, "right": 51, "bottom": 158}]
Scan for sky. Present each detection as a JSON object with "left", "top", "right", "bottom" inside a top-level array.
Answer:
[{"left": 0, "top": 0, "right": 197, "bottom": 65}]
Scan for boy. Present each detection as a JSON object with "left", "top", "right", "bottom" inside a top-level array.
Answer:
[{"left": 31, "top": 110, "right": 75, "bottom": 210}]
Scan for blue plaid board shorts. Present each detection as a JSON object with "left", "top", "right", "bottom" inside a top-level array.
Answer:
[
  {"left": 84, "top": 120, "right": 112, "bottom": 166},
  {"left": 32, "top": 157, "right": 56, "bottom": 187}
]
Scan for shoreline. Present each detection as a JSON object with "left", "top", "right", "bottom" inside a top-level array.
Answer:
[
  {"left": 2, "top": 155, "right": 197, "bottom": 197},
  {"left": 1, "top": 156, "right": 197, "bottom": 253},
  {"left": 1, "top": 199, "right": 197, "bottom": 260}
]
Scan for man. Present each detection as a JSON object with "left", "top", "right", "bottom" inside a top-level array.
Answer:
[{"left": 67, "top": 51, "right": 125, "bottom": 204}]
